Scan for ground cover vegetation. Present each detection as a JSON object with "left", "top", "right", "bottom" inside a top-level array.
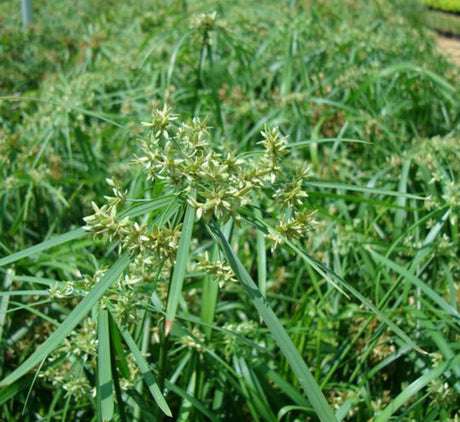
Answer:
[
  {"left": 423, "top": 0, "right": 460, "bottom": 13},
  {"left": 422, "top": 0, "right": 460, "bottom": 36},
  {"left": 0, "top": 0, "right": 459, "bottom": 420}
]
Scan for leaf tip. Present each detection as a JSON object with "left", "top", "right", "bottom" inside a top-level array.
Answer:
[{"left": 165, "top": 320, "right": 173, "bottom": 336}]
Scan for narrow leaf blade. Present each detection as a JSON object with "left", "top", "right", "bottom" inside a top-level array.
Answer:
[
  {"left": 98, "top": 309, "right": 114, "bottom": 421},
  {"left": 208, "top": 221, "right": 337, "bottom": 422},
  {"left": 165, "top": 201, "right": 195, "bottom": 330},
  {"left": 0, "top": 252, "right": 130, "bottom": 386},
  {"left": 113, "top": 315, "right": 172, "bottom": 417},
  {"left": 0, "top": 228, "right": 86, "bottom": 268}
]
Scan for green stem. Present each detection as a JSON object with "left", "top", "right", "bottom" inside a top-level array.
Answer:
[{"left": 156, "top": 318, "right": 169, "bottom": 421}]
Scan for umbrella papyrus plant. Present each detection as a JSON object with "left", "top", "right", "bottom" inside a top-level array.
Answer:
[{"left": 1, "top": 106, "right": 429, "bottom": 421}]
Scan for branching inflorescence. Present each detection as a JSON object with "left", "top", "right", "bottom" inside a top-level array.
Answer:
[
  {"left": 44, "top": 105, "right": 315, "bottom": 399},
  {"left": 85, "top": 104, "right": 315, "bottom": 250}
]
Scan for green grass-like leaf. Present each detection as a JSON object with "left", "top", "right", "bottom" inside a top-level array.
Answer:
[
  {"left": 376, "top": 354, "right": 460, "bottom": 422},
  {"left": 112, "top": 313, "right": 172, "bottom": 417},
  {"left": 97, "top": 309, "right": 114, "bottom": 421},
  {"left": 208, "top": 220, "right": 338, "bottom": 422},
  {"left": 0, "top": 228, "right": 87, "bottom": 268},
  {"left": 0, "top": 252, "right": 130, "bottom": 387},
  {"left": 165, "top": 199, "right": 196, "bottom": 330},
  {"left": 369, "top": 248, "right": 459, "bottom": 318}
]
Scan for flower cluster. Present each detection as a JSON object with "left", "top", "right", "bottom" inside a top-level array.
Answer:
[
  {"left": 83, "top": 200, "right": 181, "bottom": 259},
  {"left": 68, "top": 107, "right": 316, "bottom": 403},
  {"left": 269, "top": 210, "right": 317, "bottom": 250},
  {"left": 190, "top": 12, "right": 222, "bottom": 33},
  {"left": 105, "top": 178, "right": 127, "bottom": 208},
  {"left": 181, "top": 328, "right": 206, "bottom": 354},
  {"left": 82, "top": 106, "right": 316, "bottom": 289},
  {"left": 273, "top": 163, "right": 310, "bottom": 208},
  {"left": 413, "top": 135, "right": 460, "bottom": 225},
  {"left": 40, "top": 315, "right": 140, "bottom": 400},
  {"left": 48, "top": 269, "right": 109, "bottom": 300},
  {"left": 222, "top": 321, "right": 259, "bottom": 359},
  {"left": 40, "top": 319, "right": 97, "bottom": 400},
  {"left": 258, "top": 127, "right": 288, "bottom": 182},
  {"left": 428, "top": 379, "right": 459, "bottom": 408},
  {"left": 132, "top": 106, "right": 312, "bottom": 231},
  {"left": 141, "top": 104, "right": 178, "bottom": 138},
  {"left": 197, "top": 253, "right": 238, "bottom": 288}
]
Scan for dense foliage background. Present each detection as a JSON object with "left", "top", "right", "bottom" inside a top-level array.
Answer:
[{"left": 0, "top": 0, "right": 459, "bottom": 421}]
